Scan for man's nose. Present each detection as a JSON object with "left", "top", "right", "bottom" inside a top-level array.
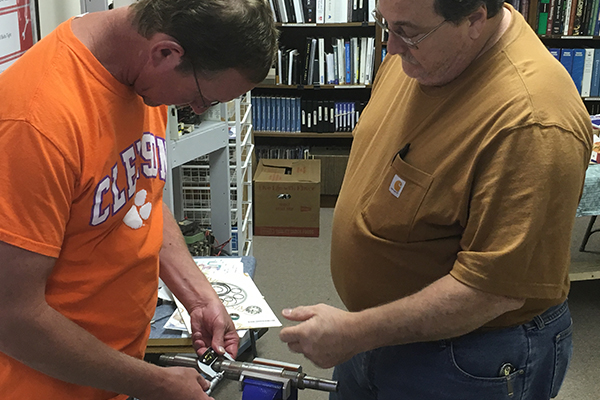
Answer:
[{"left": 386, "top": 34, "right": 410, "bottom": 56}]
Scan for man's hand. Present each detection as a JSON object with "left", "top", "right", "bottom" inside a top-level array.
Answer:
[
  {"left": 190, "top": 298, "right": 239, "bottom": 358},
  {"left": 138, "top": 366, "right": 213, "bottom": 400},
  {"left": 279, "top": 304, "right": 362, "bottom": 369}
]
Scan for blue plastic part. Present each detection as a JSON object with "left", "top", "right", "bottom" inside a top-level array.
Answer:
[{"left": 241, "top": 377, "right": 298, "bottom": 400}]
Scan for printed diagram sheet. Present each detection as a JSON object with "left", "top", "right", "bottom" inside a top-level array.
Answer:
[{"left": 165, "top": 258, "right": 281, "bottom": 333}]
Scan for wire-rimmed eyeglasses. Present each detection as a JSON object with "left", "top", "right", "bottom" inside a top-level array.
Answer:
[
  {"left": 371, "top": 9, "right": 447, "bottom": 50},
  {"left": 191, "top": 64, "right": 220, "bottom": 109}
]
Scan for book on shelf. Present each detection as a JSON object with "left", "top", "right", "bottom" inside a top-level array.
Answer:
[
  {"left": 275, "top": 0, "right": 288, "bottom": 23},
  {"left": 549, "top": 47, "right": 561, "bottom": 60},
  {"left": 560, "top": 48, "right": 574, "bottom": 74},
  {"left": 591, "top": 48, "right": 600, "bottom": 96},
  {"left": 284, "top": 0, "right": 297, "bottom": 23},
  {"left": 277, "top": 48, "right": 283, "bottom": 84},
  {"left": 318, "top": 37, "right": 326, "bottom": 85},
  {"left": 572, "top": 48, "right": 585, "bottom": 93},
  {"left": 292, "top": 0, "right": 305, "bottom": 23},
  {"left": 345, "top": 40, "right": 352, "bottom": 83},
  {"left": 272, "top": 36, "right": 375, "bottom": 86},
  {"left": 304, "top": 0, "right": 315, "bottom": 22},
  {"left": 267, "top": 0, "right": 372, "bottom": 23},
  {"left": 304, "top": 37, "right": 317, "bottom": 85},
  {"left": 538, "top": 0, "right": 550, "bottom": 34},
  {"left": 572, "top": 0, "right": 585, "bottom": 36},
  {"left": 582, "top": 48, "right": 595, "bottom": 97},
  {"left": 351, "top": 37, "right": 359, "bottom": 84},
  {"left": 316, "top": 0, "right": 325, "bottom": 23},
  {"left": 326, "top": 52, "right": 336, "bottom": 84},
  {"left": 538, "top": 0, "right": 600, "bottom": 35},
  {"left": 549, "top": 46, "right": 600, "bottom": 97},
  {"left": 546, "top": 0, "right": 555, "bottom": 35},
  {"left": 568, "top": 0, "right": 578, "bottom": 34},
  {"left": 288, "top": 49, "right": 300, "bottom": 85}
]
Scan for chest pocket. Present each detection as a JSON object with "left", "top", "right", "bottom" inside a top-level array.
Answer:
[{"left": 361, "top": 156, "right": 433, "bottom": 243}]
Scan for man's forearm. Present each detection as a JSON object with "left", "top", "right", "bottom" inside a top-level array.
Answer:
[
  {"left": 354, "top": 275, "right": 525, "bottom": 352},
  {"left": 0, "top": 303, "right": 163, "bottom": 399},
  {"left": 159, "top": 203, "right": 219, "bottom": 310}
]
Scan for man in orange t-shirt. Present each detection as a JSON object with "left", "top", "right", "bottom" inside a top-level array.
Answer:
[{"left": 0, "top": 1, "right": 277, "bottom": 399}]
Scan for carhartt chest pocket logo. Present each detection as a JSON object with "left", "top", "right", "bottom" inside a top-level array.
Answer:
[{"left": 389, "top": 175, "right": 406, "bottom": 198}]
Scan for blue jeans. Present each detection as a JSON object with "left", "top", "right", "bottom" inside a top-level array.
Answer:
[{"left": 331, "top": 301, "right": 573, "bottom": 400}]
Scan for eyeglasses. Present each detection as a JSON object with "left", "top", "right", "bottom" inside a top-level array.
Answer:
[
  {"left": 372, "top": 9, "right": 447, "bottom": 50},
  {"left": 191, "top": 64, "right": 220, "bottom": 109}
]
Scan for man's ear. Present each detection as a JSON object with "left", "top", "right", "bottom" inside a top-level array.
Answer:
[
  {"left": 149, "top": 39, "right": 185, "bottom": 70},
  {"left": 467, "top": 6, "right": 487, "bottom": 40}
]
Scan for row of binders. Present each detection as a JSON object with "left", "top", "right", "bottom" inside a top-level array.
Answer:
[
  {"left": 276, "top": 36, "right": 375, "bottom": 85},
  {"left": 252, "top": 96, "right": 367, "bottom": 133},
  {"left": 268, "top": 0, "right": 376, "bottom": 24},
  {"left": 255, "top": 145, "right": 311, "bottom": 161},
  {"left": 550, "top": 47, "right": 600, "bottom": 96},
  {"left": 536, "top": 0, "right": 600, "bottom": 36}
]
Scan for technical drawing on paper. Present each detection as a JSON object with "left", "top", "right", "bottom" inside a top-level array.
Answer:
[
  {"left": 206, "top": 272, "right": 281, "bottom": 330},
  {"left": 211, "top": 282, "right": 247, "bottom": 307},
  {"left": 167, "top": 270, "right": 281, "bottom": 333}
]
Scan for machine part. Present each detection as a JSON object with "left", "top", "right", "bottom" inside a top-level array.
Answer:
[
  {"left": 157, "top": 349, "right": 339, "bottom": 398},
  {"left": 213, "top": 359, "right": 339, "bottom": 393},
  {"left": 158, "top": 354, "right": 198, "bottom": 370}
]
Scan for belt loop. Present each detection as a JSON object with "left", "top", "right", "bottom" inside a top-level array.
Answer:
[{"left": 533, "top": 315, "right": 545, "bottom": 330}]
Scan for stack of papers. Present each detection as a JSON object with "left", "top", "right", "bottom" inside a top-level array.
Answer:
[{"left": 164, "top": 258, "right": 281, "bottom": 335}]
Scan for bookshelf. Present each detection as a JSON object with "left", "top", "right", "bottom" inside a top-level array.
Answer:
[
  {"left": 525, "top": 0, "right": 600, "bottom": 113},
  {"left": 252, "top": 15, "right": 384, "bottom": 196}
]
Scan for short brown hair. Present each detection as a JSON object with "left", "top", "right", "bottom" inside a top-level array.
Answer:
[{"left": 131, "top": 0, "right": 279, "bottom": 83}]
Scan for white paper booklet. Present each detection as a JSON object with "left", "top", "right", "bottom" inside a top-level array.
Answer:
[{"left": 168, "top": 259, "right": 281, "bottom": 332}]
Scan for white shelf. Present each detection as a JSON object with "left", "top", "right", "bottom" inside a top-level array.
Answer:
[
  {"left": 229, "top": 93, "right": 254, "bottom": 256},
  {"left": 164, "top": 106, "right": 232, "bottom": 254},
  {"left": 168, "top": 120, "right": 228, "bottom": 168},
  {"left": 164, "top": 92, "right": 255, "bottom": 256}
]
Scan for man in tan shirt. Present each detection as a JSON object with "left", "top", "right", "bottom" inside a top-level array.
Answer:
[{"left": 280, "top": 0, "right": 592, "bottom": 399}]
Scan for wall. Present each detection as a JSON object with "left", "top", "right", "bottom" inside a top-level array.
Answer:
[
  {"left": 38, "top": 0, "right": 80, "bottom": 37},
  {"left": 38, "top": 0, "right": 134, "bottom": 38}
]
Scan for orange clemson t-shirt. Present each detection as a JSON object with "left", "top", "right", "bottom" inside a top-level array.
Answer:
[{"left": 0, "top": 18, "right": 168, "bottom": 399}]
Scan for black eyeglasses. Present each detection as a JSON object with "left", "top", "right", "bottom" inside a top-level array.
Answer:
[
  {"left": 191, "top": 64, "right": 220, "bottom": 109},
  {"left": 372, "top": 9, "right": 446, "bottom": 50}
]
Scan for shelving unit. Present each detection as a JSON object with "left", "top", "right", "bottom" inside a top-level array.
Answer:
[
  {"left": 165, "top": 93, "right": 254, "bottom": 256},
  {"left": 164, "top": 106, "right": 232, "bottom": 255},
  {"left": 252, "top": 21, "right": 383, "bottom": 196},
  {"left": 229, "top": 93, "right": 255, "bottom": 256},
  {"left": 253, "top": 21, "right": 381, "bottom": 134}
]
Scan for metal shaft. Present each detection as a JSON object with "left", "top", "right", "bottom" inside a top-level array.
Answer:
[
  {"left": 158, "top": 354, "right": 198, "bottom": 369},
  {"left": 213, "top": 360, "right": 339, "bottom": 392}
]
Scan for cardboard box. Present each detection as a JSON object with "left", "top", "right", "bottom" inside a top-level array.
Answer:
[{"left": 254, "top": 159, "right": 321, "bottom": 237}]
